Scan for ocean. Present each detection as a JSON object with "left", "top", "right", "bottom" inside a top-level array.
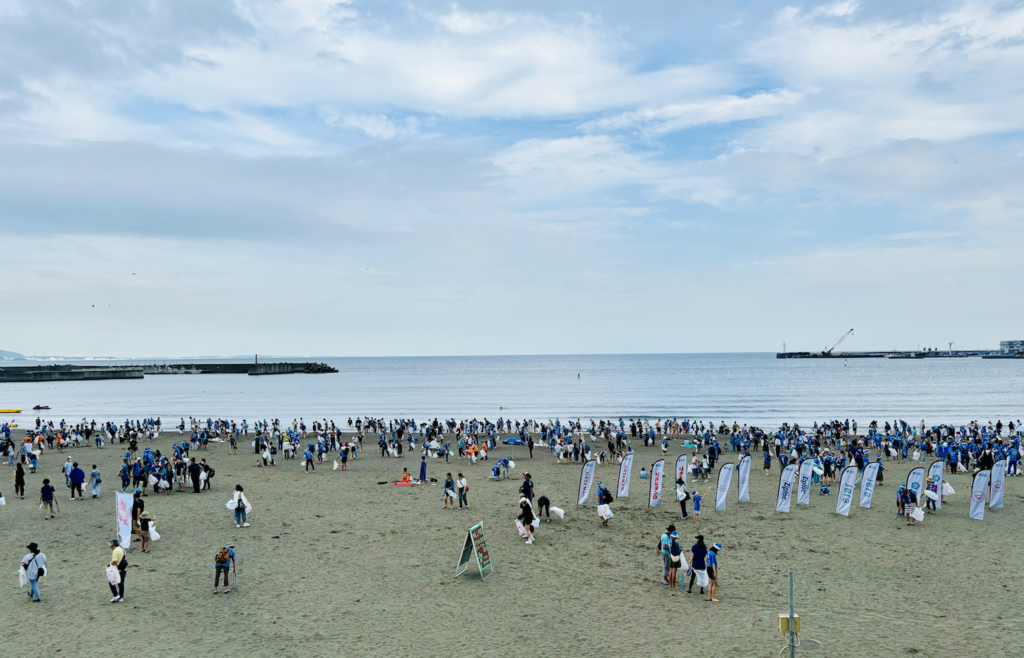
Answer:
[{"left": 1, "top": 353, "right": 1021, "bottom": 427}]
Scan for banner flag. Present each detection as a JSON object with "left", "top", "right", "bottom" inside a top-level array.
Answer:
[
  {"left": 859, "top": 461, "right": 880, "bottom": 508},
  {"left": 797, "top": 460, "right": 814, "bottom": 506},
  {"left": 906, "top": 467, "right": 925, "bottom": 504},
  {"left": 927, "top": 460, "right": 945, "bottom": 510},
  {"left": 577, "top": 460, "right": 596, "bottom": 506},
  {"left": 989, "top": 460, "right": 1006, "bottom": 510},
  {"left": 737, "top": 455, "right": 751, "bottom": 502},
  {"left": 775, "top": 463, "right": 797, "bottom": 513},
  {"left": 617, "top": 454, "right": 634, "bottom": 498},
  {"left": 970, "top": 470, "right": 990, "bottom": 520},
  {"left": 836, "top": 466, "right": 858, "bottom": 516},
  {"left": 716, "top": 463, "right": 734, "bottom": 511},
  {"left": 649, "top": 459, "right": 665, "bottom": 507},
  {"left": 115, "top": 492, "right": 133, "bottom": 548},
  {"left": 675, "top": 455, "right": 688, "bottom": 489}
]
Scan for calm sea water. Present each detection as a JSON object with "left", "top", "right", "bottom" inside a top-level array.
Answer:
[{"left": 1, "top": 353, "right": 1021, "bottom": 427}]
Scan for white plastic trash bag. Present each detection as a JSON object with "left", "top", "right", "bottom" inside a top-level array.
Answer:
[
  {"left": 531, "top": 517, "right": 540, "bottom": 528},
  {"left": 943, "top": 482, "right": 955, "bottom": 495},
  {"left": 597, "top": 504, "right": 613, "bottom": 519},
  {"left": 550, "top": 506, "right": 565, "bottom": 519},
  {"left": 199, "top": 472, "right": 207, "bottom": 482},
  {"left": 159, "top": 480, "right": 169, "bottom": 488},
  {"left": 300, "top": 461, "right": 306, "bottom": 467},
  {"left": 507, "top": 460, "right": 516, "bottom": 469},
  {"left": 515, "top": 519, "right": 528, "bottom": 537},
  {"left": 694, "top": 569, "right": 709, "bottom": 587},
  {"left": 0, "top": 496, "right": 6, "bottom": 506},
  {"left": 19, "top": 567, "right": 28, "bottom": 589},
  {"left": 911, "top": 506, "right": 925, "bottom": 522},
  {"left": 226, "top": 500, "right": 238, "bottom": 510},
  {"left": 106, "top": 565, "right": 121, "bottom": 585},
  {"left": 149, "top": 525, "right": 160, "bottom": 541},
  {"left": 333, "top": 461, "right": 339, "bottom": 471}
]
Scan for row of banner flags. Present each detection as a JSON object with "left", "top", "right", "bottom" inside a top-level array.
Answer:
[{"left": 577, "top": 455, "right": 1008, "bottom": 521}]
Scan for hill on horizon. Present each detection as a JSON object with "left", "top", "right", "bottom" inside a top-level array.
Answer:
[{"left": 0, "top": 350, "right": 26, "bottom": 360}]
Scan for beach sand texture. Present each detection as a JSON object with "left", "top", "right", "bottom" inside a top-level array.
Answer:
[{"left": 1, "top": 433, "right": 1017, "bottom": 658}]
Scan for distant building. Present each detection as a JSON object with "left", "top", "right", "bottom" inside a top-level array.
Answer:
[{"left": 1000, "top": 340, "right": 1024, "bottom": 354}]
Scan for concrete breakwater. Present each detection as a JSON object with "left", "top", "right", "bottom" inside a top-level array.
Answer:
[
  {"left": 0, "top": 362, "right": 337, "bottom": 382},
  {"left": 0, "top": 365, "right": 144, "bottom": 382}
]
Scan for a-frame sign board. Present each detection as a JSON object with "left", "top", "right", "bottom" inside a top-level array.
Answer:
[{"left": 455, "top": 522, "right": 494, "bottom": 581}]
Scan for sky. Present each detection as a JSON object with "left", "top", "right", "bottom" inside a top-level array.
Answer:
[{"left": 1, "top": 0, "right": 1023, "bottom": 357}]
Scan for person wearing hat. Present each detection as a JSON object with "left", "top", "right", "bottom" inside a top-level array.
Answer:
[
  {"left": 21, "top": 542, "right": 46, "bottom": 602},
  {"left": 139, "top": 511, "right": 156, "bottom": 552},
  {"left": 214, "top": 542, "right": 236, "bottom": 594},
  {"left": 658, "top": 524, "right": 676, "bottom": 585},
  {"left": 706, "top": 542, "right": 722, "bottom": 602},
  {"left": 667, "top": 531, "right": 683, "bottom": 589},
  {"left": 519, "top": 473, "right": 534, "bottom": 502},
  {"left": 108, "top": 538, "right": 128, "bottom": 602}
]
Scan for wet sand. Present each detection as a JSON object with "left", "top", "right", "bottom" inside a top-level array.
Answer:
[{"left": 1, "top": 432, "right": 1018, "bottom": 658}]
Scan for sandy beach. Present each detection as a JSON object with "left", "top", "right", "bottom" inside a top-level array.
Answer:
[{"left": 2, "top": 430, "right": 1018, "bottom": 658}]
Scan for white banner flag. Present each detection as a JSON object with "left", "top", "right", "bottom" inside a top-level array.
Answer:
[
  {"left": 859, "top": 461, "right": 880, "bottom": 508},
  {"left": 115, "top": 492, "right": 133, "bottom": 548},
  {"left": 577, "top": 460, "right": 596, "bottom": 506},
  {"left": 906, "top": 467, "right": 925, "bottom": 504},
  {"left": 737, "top": 455, "right": 751, "bottom": 502},
  {"left": 970, "top": 470, "right": 990, "bottom": 520},
  {"left": 649, "top": 459, "right": 665, "bottom": 507},
  {"left": 617, "top": 454, "right": 634, "bottom": 499},
  {"left": 927, "top": 460, "right": 944, "bottom": 510},
  {"left": 797, "top": 460, "right": 814, "bottom": 506},
  {"left": 775, "top": 463, "right": 797, "bottom": 513},
  {"left": 989, "top": 460, "right": 1006, "bottom": 510},
  {"left": 836, "top": 466, "right": 858, "bottom": 516},
  {"left": 675, "top": 454, "right": 688, "bottom": 489},
  {"left": 716, "top": 463, "right": 734, "bottom": 511}
]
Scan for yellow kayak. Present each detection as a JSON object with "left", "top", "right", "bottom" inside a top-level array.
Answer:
[{"left": 0, "top": 409, "right": 22, "bottom": 413}]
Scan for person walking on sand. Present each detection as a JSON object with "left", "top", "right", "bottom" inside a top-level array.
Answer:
[
  {"left": 21, "top": 542, "right": 46, "bottom": 602},
  {"left": 518, "top": 496, "right": 535, "bottom": 544},
  {"left": 39, "top": 479, "right": 57, "bottom": 520},
  {"left": 419, "top": 456, "right": 427, "bottom": 483},
  {"left": 658, "top": 524, "right": 675, "bottom": 585},
  {"left": 69, "top": 462, "right": 86, "bottom": 500},
  {"left": 668, "top": 531, "right": 683, "bottom": 589},
  {"left": 108, "top": 538, "right": 128, "bottom": 602},
  {"left": 232, "top": 485, "right": 251, "bottom": 528},
  {"left": 89, "top": 465, "right": 101, "bottom": 498},
  {"left": 692, "top": 489, "right": 702, "bottom": 524},
  {"left": 706, "top": 542, "right": 722, "bottom": 602},
  {"left": 213, "top": 542, "right": 236, "bottom": 594},
  {"left": 14, "top": 463, "right": 26, "bottom": 499}
]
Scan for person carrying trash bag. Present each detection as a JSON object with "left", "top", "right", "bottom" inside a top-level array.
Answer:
[{"left": 107, "top": 538, "right": 128, "bottom": 602}]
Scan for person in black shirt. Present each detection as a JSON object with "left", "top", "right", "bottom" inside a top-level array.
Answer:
[
  {"left": 188, "top": 458, "right": 202, "bottom": 493},
  {"left": 519, "top": 473, "right": 534, "bottom": 501}
]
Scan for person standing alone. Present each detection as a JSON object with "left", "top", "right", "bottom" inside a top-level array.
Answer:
[
  {"left": 214, "top": 542, "right": 236, "bottom": 594},
  {"left": 21, "top": 542, "right": 46, "bottom": 602}
]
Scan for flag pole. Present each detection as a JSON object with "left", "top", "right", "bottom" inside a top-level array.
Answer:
[{"left": 789, "top": 569, "right": 796, "bottom": 658}]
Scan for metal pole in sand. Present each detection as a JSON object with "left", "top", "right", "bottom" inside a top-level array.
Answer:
[{"left": 789, "top": 569, "right": 796, "bottom": 658}]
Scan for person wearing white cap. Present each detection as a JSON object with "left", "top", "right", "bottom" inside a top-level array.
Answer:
[{"left": 706, "top": 542, "right": 722, "bottom": 602}]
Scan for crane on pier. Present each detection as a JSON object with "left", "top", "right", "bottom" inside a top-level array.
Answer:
[{"left": 823, "top": 329, "right": 854, "bottom": 355}]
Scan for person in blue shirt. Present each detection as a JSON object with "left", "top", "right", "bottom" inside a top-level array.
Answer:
[
  {"left": 688, "top": 535, "right": 708, "bottom": 594},
  {"left": 692, "top": 490, "right": 702, "bottom": 524},
  {"left": 706, "top": 542, "right": 722, "bottom": 602},
  {"left": 668, "top": 531, "right": 683, "bottom": 589},
  {"left": 763, "top": 451, "right": 772, "bottom": 475},
  {"left": 303, "top": 447, "right": 315, "bottom": 472},
  {"left": 419, "top": 456, "right": 427, "bottom": 482},
  {"left": 69, "top": 462, "right": 86, "bottom": 500},
  {"left": 213, "top": 542, "right": 236, "bottom": 594},
  {"left": 658, "top": 523, "right": 675, "bottom": 585}
]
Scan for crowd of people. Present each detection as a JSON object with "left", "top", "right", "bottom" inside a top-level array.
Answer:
[{"left": 5, "top": 413, "right": 1020, "bottom": 604}]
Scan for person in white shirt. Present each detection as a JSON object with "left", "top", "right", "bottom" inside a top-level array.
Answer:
[
  {"left": 457, "top": 474, "right": 468, "bottom": 509},
  {"left": 232, "top": 485, "right": 251, "bottom": 528},
  {"left": 21, "top": 542, "right": 46, "bottom": 602}
]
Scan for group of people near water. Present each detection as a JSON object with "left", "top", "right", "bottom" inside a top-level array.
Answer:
[{"left": 5, "top": 412, "right": 1020, "bottom": 605}]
